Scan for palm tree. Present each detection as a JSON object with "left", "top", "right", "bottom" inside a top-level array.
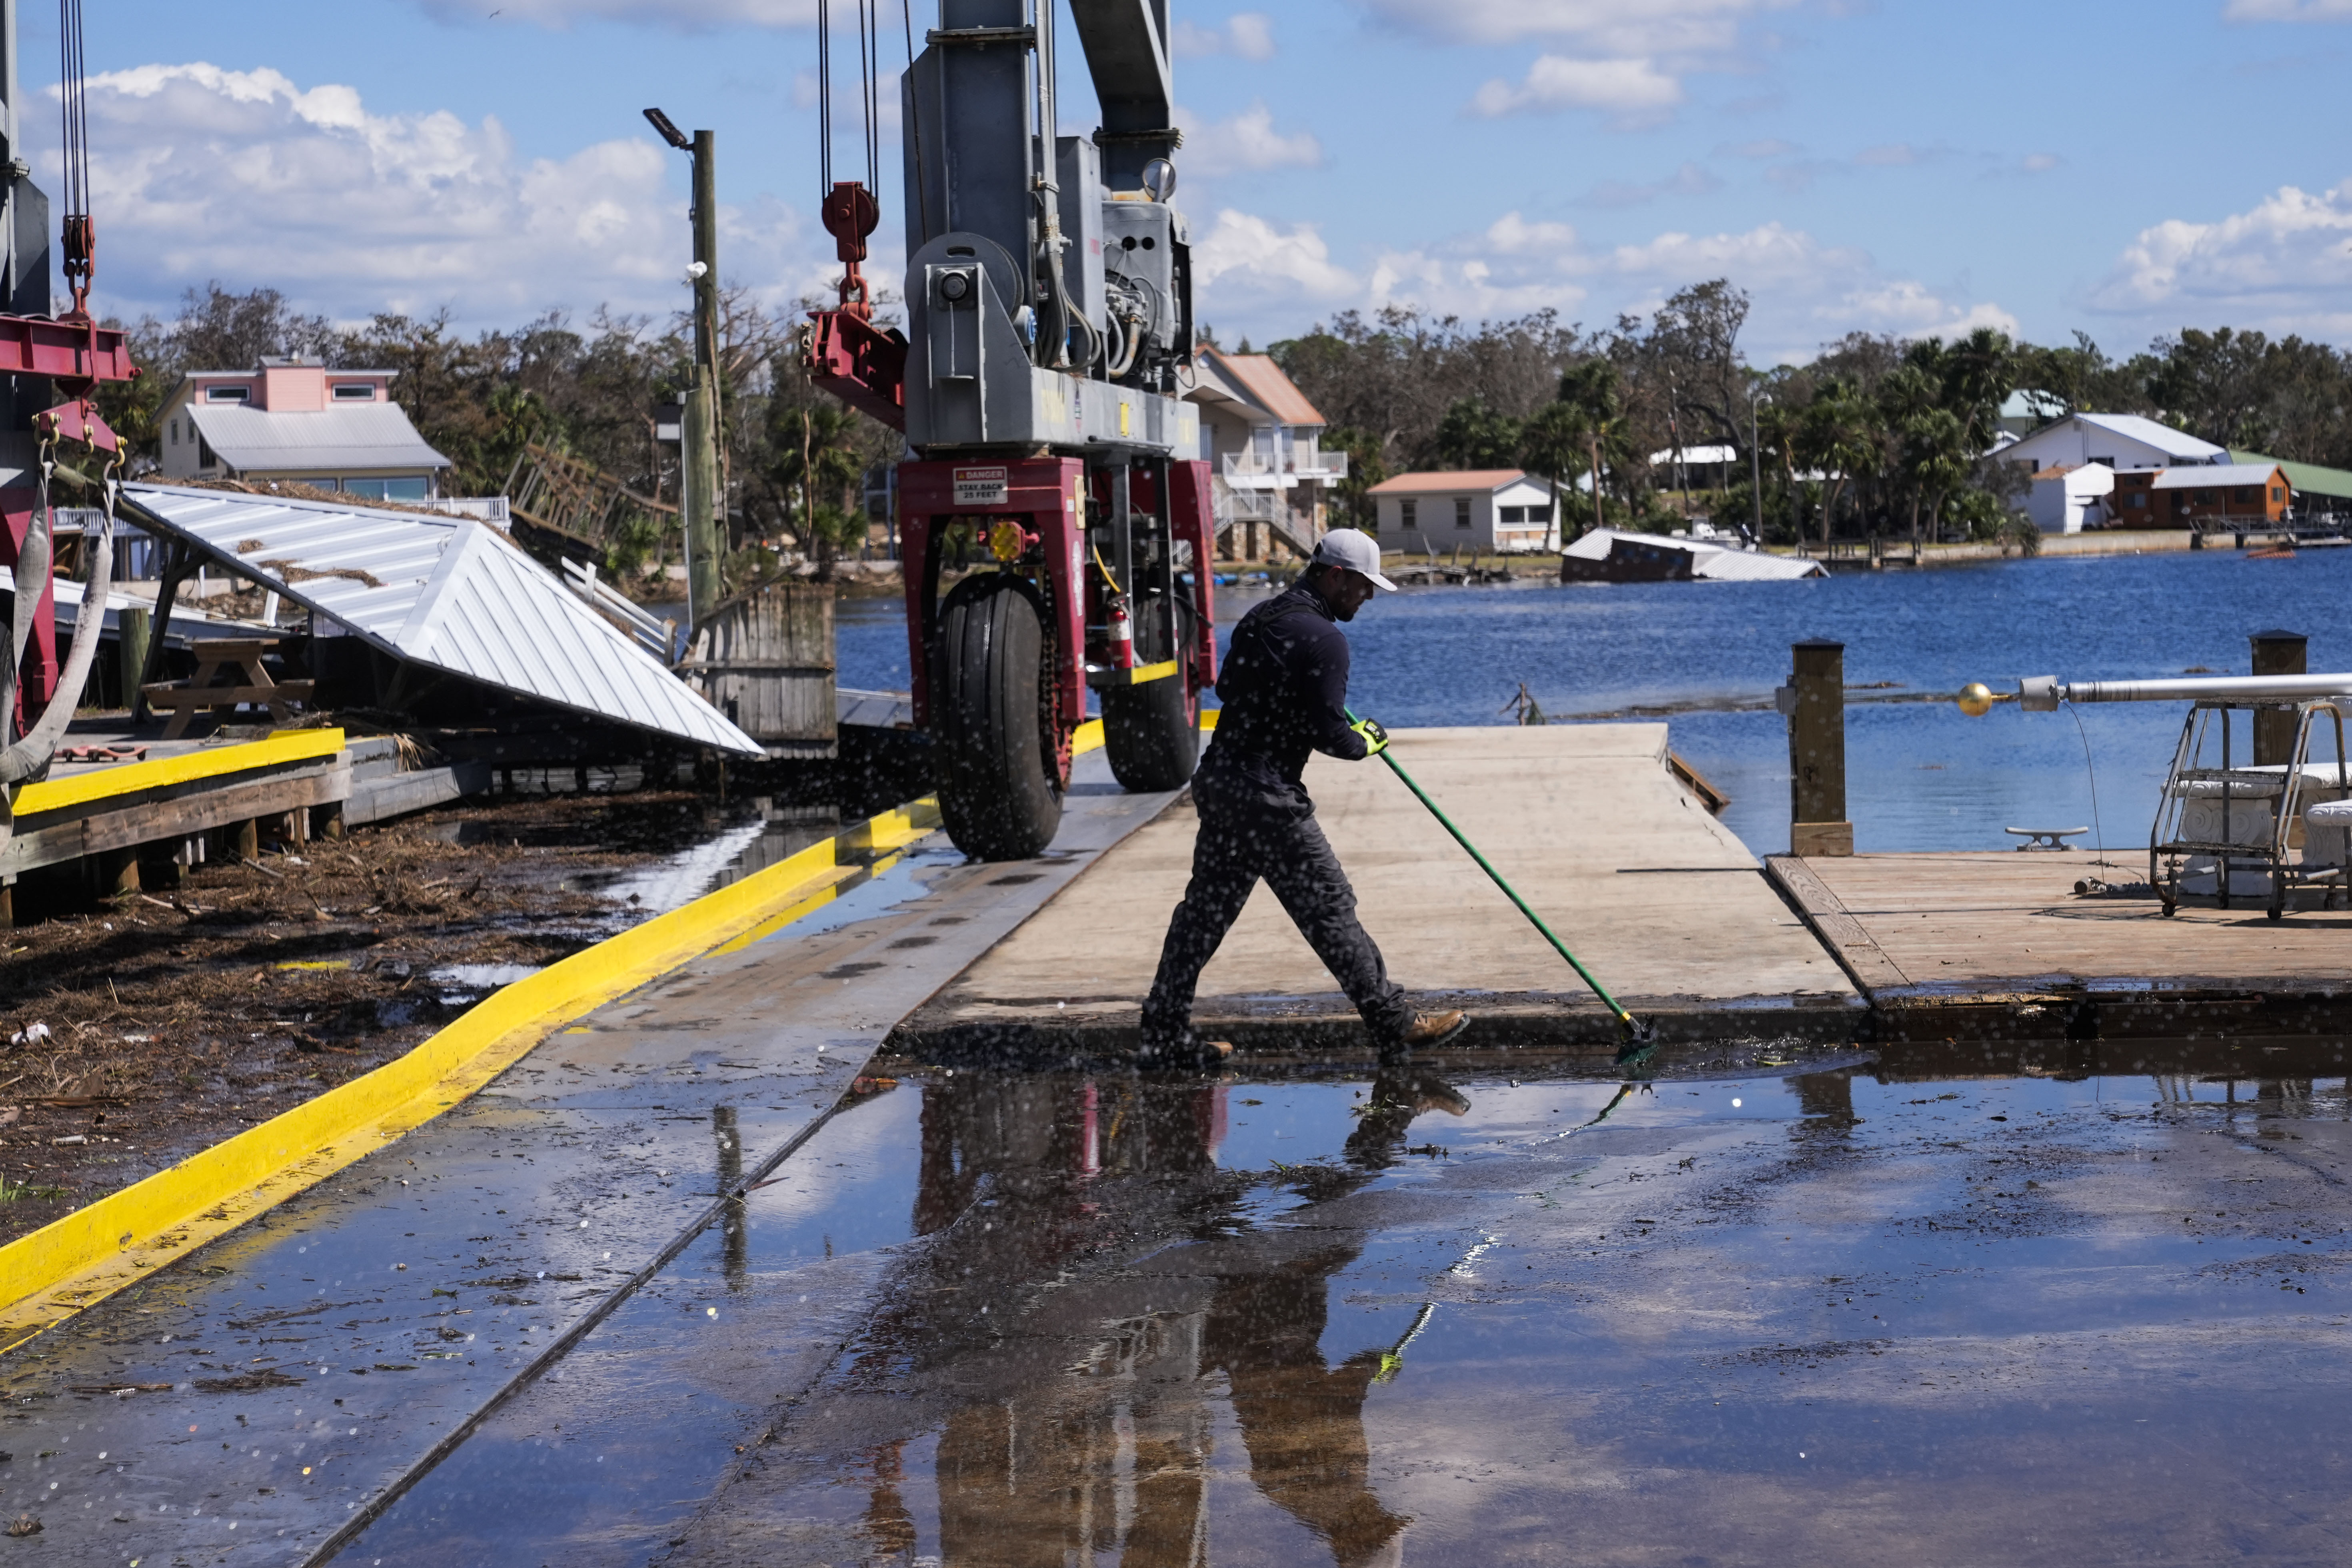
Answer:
[
  {"left": 1555, "top": 360, "right": 1627, "bottom": 533},
  {"left": 1519, "top": 401, "right": 1589, "bottom": 545},
  {"left": 1797, "top": 379, "right": 1880, "bottom": 549}
]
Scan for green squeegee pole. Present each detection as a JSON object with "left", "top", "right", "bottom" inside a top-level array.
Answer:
[{"left": 1349, "top": 710, "right": 1644, "bottom": 1038}]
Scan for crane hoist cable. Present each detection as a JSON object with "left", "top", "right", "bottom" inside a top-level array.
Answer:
[
  {"left": 815, "top": 0, "right": 882, "bottom": 209},
  {"left": 58, "top": 0, "right": 94, "bottom": 319}
]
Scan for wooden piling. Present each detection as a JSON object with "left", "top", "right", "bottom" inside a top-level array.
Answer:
[
  {"left": 98, "top": 847, "right": 140, "bottom": 898},
  {"left": 117, "top": 607, "right": 151, "bottom": 711},
  {"left": 2252, "top": 628, "right": 2308, "bottom": 767},
  {"left": 1788, "top": 639, "right": 1852, "bottom": 857}
]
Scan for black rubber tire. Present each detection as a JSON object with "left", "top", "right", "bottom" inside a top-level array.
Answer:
[
  {"left": 1102, "top": 672, "right": 1199, "bottom": 792},
  {"left": 933, "top": 577, "right": 1063, "bottom": 861}
]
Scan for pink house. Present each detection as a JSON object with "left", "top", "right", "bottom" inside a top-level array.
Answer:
[{"left": 157, "top": 355, "right": 451, "bottom": 501}]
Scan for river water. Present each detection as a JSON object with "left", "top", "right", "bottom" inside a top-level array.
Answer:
[{"left": 840, "top": 549, "right": 2352, "bottom": 855}]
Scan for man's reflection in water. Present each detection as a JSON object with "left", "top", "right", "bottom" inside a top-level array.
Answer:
[{"left": 881, "top": 1066, "right": 1465, "bottom": 1568}]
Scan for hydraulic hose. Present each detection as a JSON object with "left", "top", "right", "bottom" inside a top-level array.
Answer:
[{"left": 0, "top": 465, "right": 119, "bottom": 785}]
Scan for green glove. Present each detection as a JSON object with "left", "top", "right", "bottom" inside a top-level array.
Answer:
[{"left": 1351, "top": 717, "right": 1390, "bottom": 757}]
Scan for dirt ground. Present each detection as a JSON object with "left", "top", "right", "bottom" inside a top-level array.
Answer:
[{"left": 0, "top": 787, "right": 747, "bottom": 1246}]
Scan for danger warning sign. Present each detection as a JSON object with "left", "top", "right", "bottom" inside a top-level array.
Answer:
[{"left": 952, "top": 466, "right": 1010, "bottom": 506}]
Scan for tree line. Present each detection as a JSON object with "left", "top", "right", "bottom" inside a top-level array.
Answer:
[
  {"left": 1264, "top": 286, "right": 2352, "bottom": 546},
  {"left": 93, "top": 282, "right": 901, "bottom": 582},
  {"left": 95, "top": 279, "right": 2352, "bottom": 570}
]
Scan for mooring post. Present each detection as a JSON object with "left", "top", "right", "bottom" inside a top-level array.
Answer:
[
  {"left": 2252, "top": 628, "right": 2307, "bottom": 767},
  {"left": 117, "top": 606, "right": 150, "bottom": 711},
  {"left": 1784, "top": 639, "right": 1852, "bottom": 857}
]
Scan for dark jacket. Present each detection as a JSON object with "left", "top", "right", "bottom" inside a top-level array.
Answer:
[{"left": 1197, "top": 581, "right": 1365, "bottom": 806}]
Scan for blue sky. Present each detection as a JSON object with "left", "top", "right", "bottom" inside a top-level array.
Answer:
[{"left": 24, "top": 0, "right": 2352, "bottom": 364}]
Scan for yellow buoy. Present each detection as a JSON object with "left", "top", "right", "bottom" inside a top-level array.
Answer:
[{"left": 1956, "top": 681, "right": 1995, "bottom": 717}]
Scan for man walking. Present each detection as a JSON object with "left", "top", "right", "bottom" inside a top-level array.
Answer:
[{"left": 1140, "top": 529, "right": 1469, "bottom": 1067}]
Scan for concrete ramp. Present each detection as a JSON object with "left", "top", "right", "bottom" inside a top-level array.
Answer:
[{"left": 904, "top": 723, "right": 1860, "bottom": 1051}]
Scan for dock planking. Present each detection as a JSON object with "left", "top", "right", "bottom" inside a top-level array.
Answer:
[
  {"left": 1769, "top": 849, "right": 2352, "bottom": 1040},
  {"left": 900, "top": 724, "right": 1865, "bottom": 1056}
]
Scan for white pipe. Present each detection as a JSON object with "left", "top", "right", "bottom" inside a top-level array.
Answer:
[{"left": 2020, "top": 672, "right": 2352, "bottom": 711}]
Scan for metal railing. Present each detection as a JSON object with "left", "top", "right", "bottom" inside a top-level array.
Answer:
[{"left": 1221, "top": 449, "right": 1349, "bottom": 483}]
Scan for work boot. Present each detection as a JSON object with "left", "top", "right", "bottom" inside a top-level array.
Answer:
[{"left": 1398, "top": 1009, "right": 1470, "bottom": 1049}]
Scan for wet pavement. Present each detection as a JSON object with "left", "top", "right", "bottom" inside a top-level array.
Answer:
[
  {"left": 0, "top": 753, "right": 1180, "bottom": 1566},
  {"left": 16, "top": 754, "right": 2352, "bottom": 1564},
  {"left": 323, "top": 1037, "right": 2352, "bottom": 1566}
]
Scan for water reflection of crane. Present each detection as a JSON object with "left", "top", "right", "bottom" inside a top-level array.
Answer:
[{"left": 842, "top": 1069, "right": 1465, "bottom": 1567}]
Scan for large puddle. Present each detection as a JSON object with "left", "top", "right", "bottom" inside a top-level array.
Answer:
[{"left": 338, "top": 1043, "right": 2352, "bottom": 1565}]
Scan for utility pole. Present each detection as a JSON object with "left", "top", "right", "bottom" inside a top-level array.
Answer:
[
  {"left": 647, "top": 108, "right": 724, "bottom": 631},
  {"left": 1748, "top": 386, "right": 1769, "bottom": 547}
]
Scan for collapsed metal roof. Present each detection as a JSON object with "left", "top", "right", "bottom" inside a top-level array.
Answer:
[{"left": 118, "top": 483, "right": 763, "bottom": 756}]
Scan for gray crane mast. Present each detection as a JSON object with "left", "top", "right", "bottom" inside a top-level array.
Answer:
[{"left": 899, "top": 0, "right": 1200, "bottom": 459}]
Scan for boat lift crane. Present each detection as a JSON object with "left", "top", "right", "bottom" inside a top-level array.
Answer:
[
  {"left": 0, "top": 0, "right": 142, "bottom": 799},
  {"left": 803, "top": 0, "right": 1216, "bottom": 859}
]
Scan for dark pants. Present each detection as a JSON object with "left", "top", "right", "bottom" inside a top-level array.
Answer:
[{"left": 1141, "top": 767, "right": 1410, "bottom": 1047}]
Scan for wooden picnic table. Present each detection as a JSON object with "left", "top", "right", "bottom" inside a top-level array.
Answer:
[{"left": 142, "top": 637, "right": 314, "bottom": 740}]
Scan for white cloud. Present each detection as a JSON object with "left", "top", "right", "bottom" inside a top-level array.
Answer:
[
  {"left": 1171, "top": 12, "right": 1277, "bottom": 59},
  {"left": 2224, "top": 0, "right": 2352, "bottom": 18},
  {"left": 1179, "top": 102, "right": 1321, "bottom": 176},
  {"left": 1470, "top": 55, "right": 1683, "bottom": 120},
  {"left": 1192, "top": 210, "right": 1358, "bottom": 302},
  {"left": 1195, "top": 204, "right": 2016, "bottom": 360},
  {"left": 413, "top": 0, "right": 817, "bottom": 24},
  {"left": 61, "top": 62, "right": 824, "bottom": 328},
  {"left": 1359, "top": 0, "right": 1801, "bottom": 121},
  {"left": 2088, "top": 178, "right": 2352, "bottom": 335},
  {"left": 1352, "top": 0, "right": 1781, "bottom": 52}
]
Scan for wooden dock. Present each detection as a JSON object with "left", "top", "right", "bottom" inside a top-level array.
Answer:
[
  {"left": 1767, "top": 850, "right": 2352, "bottom": 1040},
  {"left": 0, "top": 727, "right": 499, "bottom": 923},
  {"left": 898, "top": 724, "right": 1866, "bottom": 1055}
]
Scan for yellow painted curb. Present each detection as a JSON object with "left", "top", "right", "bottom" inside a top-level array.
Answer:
[
  {"left": 0, "top": 790, "right": 943, "bottom": 1349},
  {"left": 0, "top": 705, "right": 1153, "bottom": 1348},
  {"left": 12, "top": 727, "right": 347, "bottom": 817}
]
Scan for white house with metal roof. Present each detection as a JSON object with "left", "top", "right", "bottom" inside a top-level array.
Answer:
[
  {"left": 1369, "top": 469, "right": 1559, "bottom": 553},
  {"left": 158, "top": 356, "right": 452, "bottom": 502},
  {"left": 1997, "top": 411, "right": 2225, "bottom": 474}
]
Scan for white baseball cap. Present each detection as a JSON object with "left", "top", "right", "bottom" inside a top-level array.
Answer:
[{"left": 1310, "top": 528, "right": 1397, "bottom": 591}]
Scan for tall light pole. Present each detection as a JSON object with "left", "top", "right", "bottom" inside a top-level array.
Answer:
[
  {"left": 646, "top": 106, "right": 723, "bottom": 633},
  {"left": 1747, "top": 384, "right": 1771, "bottom": 548}
]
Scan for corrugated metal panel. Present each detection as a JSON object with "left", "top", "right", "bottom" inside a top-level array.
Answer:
[
  {"left": 185, "top": 403, "right": 450, "bottom": 473},
  {"left": 2149, "top": 463, "right": 2287, "bottom": 490},
  {"left": 2232, "top": 450, "right": 2352, "bottom": 501},
  {"left": 0, "top": 568, "right": 271, "bottom": 645},
  {"left": 1691, "top": 547, "right": 1824, "bottom": 581},
  {"left": 118, "top": 483, "right": 762, "bottom": 755},
  {"left": 2074, "top": 412, "right": 2226, "bottom": 461}
]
